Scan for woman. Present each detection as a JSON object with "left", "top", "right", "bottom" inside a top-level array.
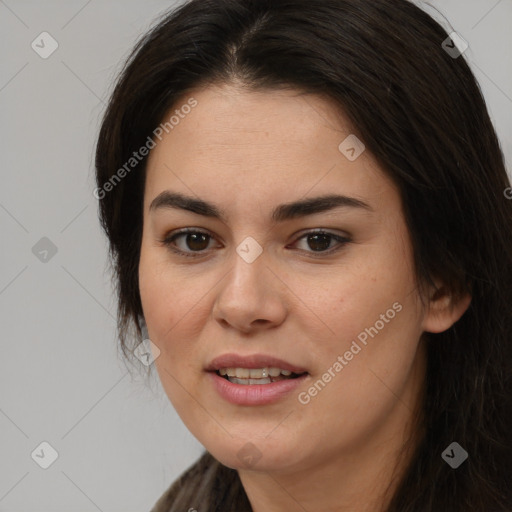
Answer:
[{"left": 94, "top": 0, "right": 512, "bottom": 510}]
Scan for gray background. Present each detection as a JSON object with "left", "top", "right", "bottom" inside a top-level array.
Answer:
[{"left": 0, "top": 1, "right": 510, "bottom": 510}]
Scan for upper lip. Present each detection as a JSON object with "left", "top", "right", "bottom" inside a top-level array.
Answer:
[{"left": 206, "top": 353, "right": 308, "bottom": 374}]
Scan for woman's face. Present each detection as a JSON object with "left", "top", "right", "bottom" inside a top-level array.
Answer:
[{"left": 139, "top": 84, "right": 431, "bottom": 474}]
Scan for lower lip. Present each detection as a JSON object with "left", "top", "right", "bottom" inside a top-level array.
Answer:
[{"left": 207, "top": 371, "right": 308, "bottom": 406}]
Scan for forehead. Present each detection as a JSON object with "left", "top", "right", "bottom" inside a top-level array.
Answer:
[{"left": 144, "top": 84, "right": 398, "bottom": 215}]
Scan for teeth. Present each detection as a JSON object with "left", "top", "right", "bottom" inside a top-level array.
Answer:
[
  {"left": 217, "top": 367, "right": 295, "bottom": 379},
  {"left": 230, "top": 377, "right": 272, "bottom": 385}
]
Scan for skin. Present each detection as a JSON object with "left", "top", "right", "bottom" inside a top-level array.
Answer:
[{"left": 138, "top": 83, "right": 471, "bottom": 512}]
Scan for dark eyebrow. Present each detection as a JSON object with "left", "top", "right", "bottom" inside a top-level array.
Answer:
[{"left": 149, "top": 191, "right": 373, "bottom": 223}]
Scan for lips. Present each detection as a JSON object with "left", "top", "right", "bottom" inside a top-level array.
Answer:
[
  {"left": 205, "top": 353, "right": 308, "bottom": 374},
  {"left": 205, "top": 353, "right": 309, "bottom": 405}
]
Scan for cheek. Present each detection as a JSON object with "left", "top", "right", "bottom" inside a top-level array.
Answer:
[
  {"left": 139, "top": 245, "right": 208, "bottom": 344},
  {"left": 291, "top": 242, "right": 423, "bottom": 411},
  {"left": 138, "top": 251, "right": 204, "bottom": 416},
  {"left": 300, "top": 288, "right": 423, "bottom": 433},
  {"left": 290, "top": 250, "right": 417, "bottom": 353},
  {"left": 294, "top": 316, "right": 423, "bottom": 454},
  {"left": 138, "top": 246, "right": 216, "bottom": 408},
  {"left": 299, "top": 276, "right": 421, "bottom": 391}
]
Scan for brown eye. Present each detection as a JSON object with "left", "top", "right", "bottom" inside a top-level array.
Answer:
[
  {"left": 292, "top": 231, "right": 350, "bottom": 255},
  {"left": 162, "top": 229, "right": 217, "bottom": 257},
  {"left": 305, "top": 233, "right": 332, "bottom": 251},
  {"left": 180, "top": 232, "right": 210, "bottom": 251}
]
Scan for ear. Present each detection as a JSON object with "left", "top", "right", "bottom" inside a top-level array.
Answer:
[{"left": 421, "top": 281, "right": 472, "bottom": 334}]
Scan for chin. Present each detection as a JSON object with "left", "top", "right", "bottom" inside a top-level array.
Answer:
[{"left": 203, "top": 435, "right": 304, "bottom": 473}]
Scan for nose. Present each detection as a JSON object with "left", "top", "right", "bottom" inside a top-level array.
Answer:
[{"left": 212, "top": 248, "right": 288, "bottom": 334}]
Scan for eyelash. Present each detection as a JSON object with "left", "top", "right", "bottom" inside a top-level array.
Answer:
[{"left": 159, "top": 228, "right": 351, "bottom": 259}]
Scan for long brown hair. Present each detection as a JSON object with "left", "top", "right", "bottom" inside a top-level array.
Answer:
[{"left": 95, "top": 1, "right": 512, "bottom": 510}]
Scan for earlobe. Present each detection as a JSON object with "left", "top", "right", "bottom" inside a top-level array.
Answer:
[{"left": 421, "top": 284, "right": 472, "bottom": 334}]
